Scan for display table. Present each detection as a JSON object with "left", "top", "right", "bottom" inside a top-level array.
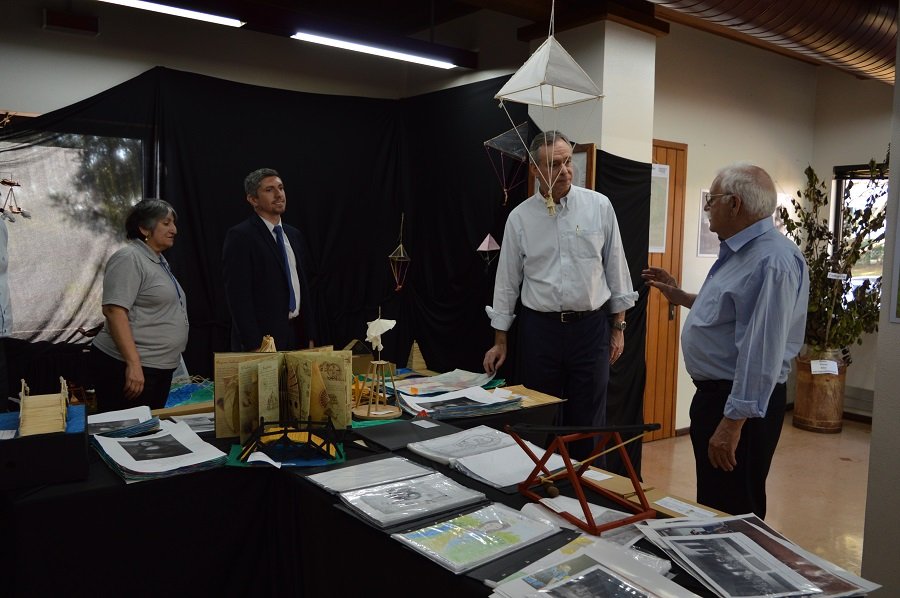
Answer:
[{"left": 1, "top": 391, "right": 716, "bottom": 598}]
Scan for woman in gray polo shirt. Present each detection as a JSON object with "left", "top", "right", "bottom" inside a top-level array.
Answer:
[{"left": 90, "top": 199, "right": 189, "bottom": 412}]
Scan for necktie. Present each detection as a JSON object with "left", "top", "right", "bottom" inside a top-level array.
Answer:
[{"left": 274, "top": 225, "right": 297, "bottom": 313}]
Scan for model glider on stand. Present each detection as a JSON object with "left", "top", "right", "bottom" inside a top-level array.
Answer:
[{"left": 352, "top": 308, "right": 402, "bottom": 421}]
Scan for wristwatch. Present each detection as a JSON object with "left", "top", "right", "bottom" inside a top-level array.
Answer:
[{"left": 611, "top": 320, "right": 627, "bottom": 331}]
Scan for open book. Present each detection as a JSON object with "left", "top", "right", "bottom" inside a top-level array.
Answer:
[
  {"left": 213, "top": 348, "right": 352, "bottom": 442},
  {"left": 407, "top": 425, "right": 570, "bottom": 489}
]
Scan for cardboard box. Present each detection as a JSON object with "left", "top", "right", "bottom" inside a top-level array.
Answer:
[{"left": 0, "top": 404, "right": 89, "bottom": 491}]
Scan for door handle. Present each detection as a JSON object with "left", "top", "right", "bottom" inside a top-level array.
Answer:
[{"left": 668, "top": 303, "right": 675, "bottom": 321}]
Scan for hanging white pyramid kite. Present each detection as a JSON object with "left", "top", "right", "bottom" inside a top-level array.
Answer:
[{"left": 495, "top": 36, "right": 603, "bottom": 108}]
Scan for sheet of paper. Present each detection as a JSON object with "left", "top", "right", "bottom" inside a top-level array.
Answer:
[
  {"left": 652, "top": 496, "right": 718, "bottom": 518},
  {"left": 810, "top": 359, "right": 840, "bottom": 375},
  {"left": 392, "top": 369, "right": 495, "bottom": 396}
]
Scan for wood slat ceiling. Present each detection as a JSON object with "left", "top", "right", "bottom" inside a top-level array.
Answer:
[{"left": 646, "top": 0, "right": 896, "bottom": 83}]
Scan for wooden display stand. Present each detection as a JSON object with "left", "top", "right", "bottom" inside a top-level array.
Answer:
[
  {"left": 506, "top": 423, "right": 660, "bottom": 536},
  {"left": 18, "top": 378, "right": 69, "bottom": 437},
  {"left": 352, "top": 359, "right": 402, "bottom": 420}
]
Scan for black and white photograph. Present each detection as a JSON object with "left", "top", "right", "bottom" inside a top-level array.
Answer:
[
  {"left": 88, "top": 418, "right": 139, "bottom": 436},
  {"left": 665, "top": 534, "right": 817, "bottom": 597},
  {"left": 122, "top": 434, "right": 191, "bottom": 461},
  {"left": 546, "top": 565, "right": 651, "bottom": 598}
]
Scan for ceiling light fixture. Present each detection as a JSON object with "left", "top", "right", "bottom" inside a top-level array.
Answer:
[
  {"left": 291, "top": 31, "right": 456, "bottom": 70},
  {"left": 96, "top": 0, "right": 244, "bottom": 28}
]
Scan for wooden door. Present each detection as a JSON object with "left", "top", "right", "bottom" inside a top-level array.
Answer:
[{"left": 643, "top": 140, "right": 687, "bottom": 440}]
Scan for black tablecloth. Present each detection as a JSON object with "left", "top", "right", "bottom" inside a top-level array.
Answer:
[{"left": 1, "top": 402, "right": 711, "bottom": 597}]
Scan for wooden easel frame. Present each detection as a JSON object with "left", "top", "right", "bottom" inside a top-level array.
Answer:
[{"left": 505, "top": 423, "right": 660, "bottom": 536}]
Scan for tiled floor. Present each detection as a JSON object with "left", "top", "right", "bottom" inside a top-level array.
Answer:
[{"left": 640, "top": 414, "right": 870, "bottom": 575}]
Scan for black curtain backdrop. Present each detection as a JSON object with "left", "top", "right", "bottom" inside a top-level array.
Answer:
[
  {"left": 597, "top": 150, "right": 653, "bottom": 476},
  {"left": 0, "top": 67, "right": 652, "bottom": 473}
]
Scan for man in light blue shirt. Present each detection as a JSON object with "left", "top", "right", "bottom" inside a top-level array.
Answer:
[
  {"left": 484, "top": 131, "right": 637, "bottom": 460},
  {"left": 643, "top": 163, "right": 809, "bottom": 518}
]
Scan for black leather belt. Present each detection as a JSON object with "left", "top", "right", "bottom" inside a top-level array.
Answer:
[
  {"left": 692, "top": 379, "right": 734, "bottom": 392},
  {"left": 527, "top": 306, "right": 603, "bottom": 323}
]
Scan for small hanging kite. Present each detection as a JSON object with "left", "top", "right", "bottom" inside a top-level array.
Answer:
[
  {"left": 493, "top": 35, "right": 604, "bottom": 109},
  {"left": 476, "top": 234, "right": 501, "bottom": 270},
  {"left": 484, "top": 123, "right": 530, "bottom": 205},
  {"left": 389, "top": 213, "right": 410, "bottom": 291}
]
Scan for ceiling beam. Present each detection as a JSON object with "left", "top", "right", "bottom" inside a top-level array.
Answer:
[{"left": 516, "top": 0, "right": 670, "bottom": 40}]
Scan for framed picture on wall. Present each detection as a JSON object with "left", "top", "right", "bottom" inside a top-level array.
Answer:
[
  {"left": 527, "top": 143, "right": 596, "bottom": 196},
  {"left": 697, "top": 189, "right": 719, "bottom": 257}
]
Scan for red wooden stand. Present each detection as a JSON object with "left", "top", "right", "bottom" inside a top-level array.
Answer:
[{"left": 505, "top": 424, "right": 659, "bottom": 536}]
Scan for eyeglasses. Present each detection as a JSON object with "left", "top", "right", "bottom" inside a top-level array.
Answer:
[{"left": 704, "top": 192, "right": 732, "bottom": 208}]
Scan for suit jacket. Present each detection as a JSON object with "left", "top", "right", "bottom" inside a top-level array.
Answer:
[{"left": 222, "top": 215, "right": 318, "bottom": 351}]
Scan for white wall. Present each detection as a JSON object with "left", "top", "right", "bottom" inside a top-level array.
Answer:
[
  {"left": 861, "top": 12, "right": 900, "bottom": 588},
  {"left": 811, "top": 68, "right": 894, "bottom": 392},
  {"left": 653, "top": 23, "right": 893, "bottom": 428}
]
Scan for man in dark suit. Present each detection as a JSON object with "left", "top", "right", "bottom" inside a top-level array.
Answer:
[{"left": 222, "top": 168, "right": 317, "bottom": 351}]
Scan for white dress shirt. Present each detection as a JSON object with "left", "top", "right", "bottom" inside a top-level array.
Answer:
[{"left": 486, "top": 185, "right": 637, "bottom": 331}]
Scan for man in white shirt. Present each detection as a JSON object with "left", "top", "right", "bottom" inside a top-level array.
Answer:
[{"left": 483, "top": 131, "right": 637, "bottom": 459}]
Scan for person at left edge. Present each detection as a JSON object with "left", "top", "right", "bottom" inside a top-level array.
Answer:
[
  {"left": 90, "top": 199, "right": 189, "bottom": 413},
  {"left": 222, "top": 168, "right": 317, "bottom": 352},
  {"left": 0, "top": 216, "right": 12, "bottom": 411}
]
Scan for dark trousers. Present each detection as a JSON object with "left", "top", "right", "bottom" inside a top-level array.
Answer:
[
  {"left": 90, "top": 345, "right": 175, "bottom": 413},
  {"left": 689, "top": 380, "right": 786, "bottom": 519},
  {"left": 518, "top": 307, "right": 610, "bottom": 461},
  {"left": 0, "top": 337, "right": 8, "bottom": 411}
]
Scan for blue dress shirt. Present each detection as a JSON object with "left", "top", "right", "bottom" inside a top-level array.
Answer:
[{"left": 682, "top": 217, "right": 809, "bottom": 419}]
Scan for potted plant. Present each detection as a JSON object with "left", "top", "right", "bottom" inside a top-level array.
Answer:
[{"left": 778, "top": 158, "right": 888, "bottom": 432}]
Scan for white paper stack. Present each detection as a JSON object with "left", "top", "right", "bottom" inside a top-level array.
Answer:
[
  {"left": 489, "top": 533, "right": 696, "bottom": 598},
  {"left": 636, "top": 514, "right": 881, "bottom": 598},
  {"left": 91, "top": 420, "right": 227, "bottom": 483},
  {"left": 87, "top": 405, "right": 160, "bottom": 437}
]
